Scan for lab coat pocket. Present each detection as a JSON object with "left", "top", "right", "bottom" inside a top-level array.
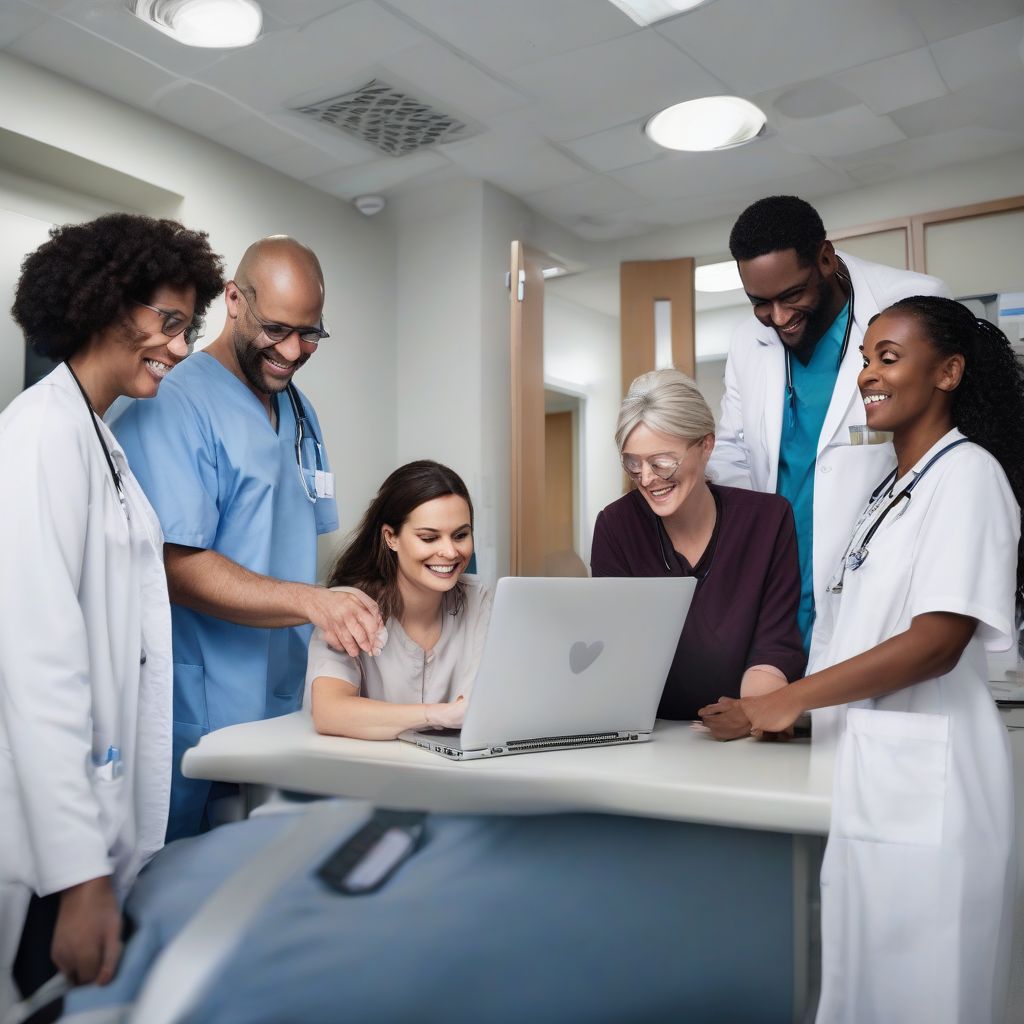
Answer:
[{"left": 832, "top": 708, "right": 948, "bottom": 847}]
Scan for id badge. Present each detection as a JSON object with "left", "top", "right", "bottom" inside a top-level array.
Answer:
[{"left": 314, "top": 469, "right": 335, "bottom": 499}]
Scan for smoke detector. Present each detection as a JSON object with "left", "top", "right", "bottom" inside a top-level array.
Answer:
[
  {"left": 294, "top": 79, "right": 474, "bottom": 157},
  {"left": 353, "top": 195, "right": 386, "bottom": 216}
]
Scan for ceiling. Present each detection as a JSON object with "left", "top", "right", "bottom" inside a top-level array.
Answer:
[{"left": 3, "top": 0, "right": 1024, "bottom": 241}]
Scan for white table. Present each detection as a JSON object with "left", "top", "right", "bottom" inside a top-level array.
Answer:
[{"left": 184, "top": 713, "right": 833, "bottom": 834}]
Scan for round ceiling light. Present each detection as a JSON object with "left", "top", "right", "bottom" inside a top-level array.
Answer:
[
  {"left": 128, "top": 0, "right": 263, "bottom": 49},
  {"left": 644, "top": 96, "right": 766, "bottom": 152}
]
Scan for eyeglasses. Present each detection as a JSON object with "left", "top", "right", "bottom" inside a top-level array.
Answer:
[
  {"left": 621, "top": 437, "right": 706, "bottom": 482},
  {"left": 233, "top": 285, "right": 330, "bottom": 346},
  {"left": 134, "top": 301, "right": 203, "bottom": 351}
]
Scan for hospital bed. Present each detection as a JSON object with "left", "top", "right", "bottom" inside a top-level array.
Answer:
[{"left": 3, "top": 718, "right": 834, "bottom": 1023}]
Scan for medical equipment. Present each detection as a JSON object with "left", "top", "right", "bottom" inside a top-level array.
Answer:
[
  {"left": 784, "top": 261, "right": 854, "bottom": 426},
  {"left": 66, "top": 360, "right": 129, "bottom": 521},
  {"left": 286, "top": 383, "right": 332, "bottom": 503},
  {"left": 827, "top": 437, "right": 969, "bottom": 593}
]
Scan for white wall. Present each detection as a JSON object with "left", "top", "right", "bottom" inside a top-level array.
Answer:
[
  {"left": 0, "top": 54, "right": 397, "bottom": 574},
  {"left": 544, "top": 292, "right": 622, "bottom": 558}
]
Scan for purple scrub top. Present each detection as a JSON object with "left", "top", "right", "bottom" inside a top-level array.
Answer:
[{"left": 591, "top": 483, "right": 805, "bottom": 719}]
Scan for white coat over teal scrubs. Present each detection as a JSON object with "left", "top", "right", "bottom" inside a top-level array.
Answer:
[
  {"left": 811, "top": 430, "right": 1017, "bottom": 1024},
  {"left": 0, "top": 365, "right": 172, "bottom": 1015},
  {"left": 112, "top": 353, "right": 338, "bottom": 841}
]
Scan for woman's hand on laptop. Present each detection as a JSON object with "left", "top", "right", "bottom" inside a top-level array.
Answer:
[{"left": 424, "top": 695, "right": 466, "bottom": 731}]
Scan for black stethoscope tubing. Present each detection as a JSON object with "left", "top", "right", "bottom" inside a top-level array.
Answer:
[
  {"left": 286, "top": 383, "right": 324, "bottom": 472},
  {"left": 784, "top": 262, "right": 855, "bottom": 414},
  {"left": 65, "top": 361, "right": 129, "bottom": 522},
  {"left": 831, "top": 437, "right": 970, "bottom": 590}
]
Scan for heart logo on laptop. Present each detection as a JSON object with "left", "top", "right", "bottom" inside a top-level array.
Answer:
[{"left": 569, "top": 640, "right": 604, "bottom": 674}]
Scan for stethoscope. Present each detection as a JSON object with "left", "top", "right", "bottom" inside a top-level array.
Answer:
[
  {"left": 286, "top": 383, "right": 325, "bottom": 504},
  {"left": 784, "top": 263, "right": 854, "bottom": 427},
  {"left": 654, "top": 490, "right": 719, "bottom": 585},
  {"left": 827, "top": 438, "right": 970, "bottom": 594},
  {"left": 66, "top": 361, "right": 130, "bottom": 522}
]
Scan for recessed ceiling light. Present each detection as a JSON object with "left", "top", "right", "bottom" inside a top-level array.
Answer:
[
  {"left": 644, "top": 96, "right": 766, "bottom": 152},
  {"left": 695, "top": 261, "right": 743, "bottom": 292},
  {"left": 607, "top": 0, "right": 715, "bottom": 27},
  {"left": 127, "top": 0, "right": 262, "bottom": 49}
]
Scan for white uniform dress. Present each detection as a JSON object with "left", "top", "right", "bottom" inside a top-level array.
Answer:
[
  {"left": 811, "top": 429, "right": 1017, "bottom": 1024},
  {"left": 0, "top": 365, "right": 172, "bottom": 1012}
]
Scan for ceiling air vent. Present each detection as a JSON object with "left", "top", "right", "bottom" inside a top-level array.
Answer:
[{"left": 294, "top": 80, "right": 472, "bottom": 157}]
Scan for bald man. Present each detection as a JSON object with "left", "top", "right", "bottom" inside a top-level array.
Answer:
[{"left": 114, "top": 237, "right": 381, "bottom": 840}]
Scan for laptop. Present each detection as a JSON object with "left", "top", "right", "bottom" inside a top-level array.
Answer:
[{"left": 399, "top": 576, "right": 696, "bottom": 760}]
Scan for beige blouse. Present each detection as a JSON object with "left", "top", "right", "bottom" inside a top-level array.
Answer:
[{"left": 304, "top": 577, "right": 492, "bottom": 708}]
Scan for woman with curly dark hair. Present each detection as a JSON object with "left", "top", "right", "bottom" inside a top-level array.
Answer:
[
  {"left": 305, "top": 461, "right": 490, "bottom": 740},
  {"left": 713, "top": 296, "right": 1023, "bottom": 1023},
  {"left": 0, "top": 213, "right": 223, "bottom": 1009}
]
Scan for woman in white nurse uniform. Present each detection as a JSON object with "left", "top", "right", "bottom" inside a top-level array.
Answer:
[
  {"left": 0, "top": 214, "right": 223, "bottom": 1012},
  {"left": 725, "top": 295, "right": 1022, "bottom": 1023}
]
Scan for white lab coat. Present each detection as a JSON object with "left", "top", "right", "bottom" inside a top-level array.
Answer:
[
  {"left": 0, "top": 364, "right": 172, "bottom": 1012},
  {"left": 810, "top": 431, "right": 1017, "bottom": 1023},
  {"left": 706, "top": 252, "right": 946, "bottom": 653}
]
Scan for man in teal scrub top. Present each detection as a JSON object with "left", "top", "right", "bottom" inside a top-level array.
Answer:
[
  {"left": 707, "top": 197, "right": 946, "bottom": 653},
  {"left": 114, "top": 237, "right": 382, "bottom": 840}
]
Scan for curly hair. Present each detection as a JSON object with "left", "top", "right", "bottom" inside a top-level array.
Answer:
[
  {"left": 886, "top": 295, "right": 1024, "bottom": 597},
  {"left": 12, "top": 213, "right": 224, "bottom": 360},
  {"left": 327, "top": 460, "right": 474, "bottom": 624},
  {"left": 729, "top": 195, "right": 826, "bottom": 266}
]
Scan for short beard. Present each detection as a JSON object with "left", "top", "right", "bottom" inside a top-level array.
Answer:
[{"left": 234, "top": 329, "right": 287, "bottom": 395}]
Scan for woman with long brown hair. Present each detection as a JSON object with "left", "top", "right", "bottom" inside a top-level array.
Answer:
[{"left": 305, "top": 460, "right": 490, "bottom": 739}]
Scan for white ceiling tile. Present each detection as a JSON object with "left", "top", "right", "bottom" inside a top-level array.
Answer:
[
  {"left": 378, "top": 40, "right": 529, "bottom": 122},
  {"left": 260, "top": 111, "right": 379, "bottom": 164},
  {"left": 258, "top": 144, "right": 346, "bottom": 181},
  {"left": 559, "top": 121, "right": 666, "bottom": 173},
  {"left": 56, "top": 1, "right": 229, "bottom": 76},
  {"left": 609, "top": 138, "right": 824, "bottom": 202},
  {"left": 525, "top": 174, "right": 645, "bottom": 223},
  {"left": 890, "top": 71, "right": 1024, "bottom": 138},
  {"left": 778, "top": 105, "right": 906, "bottom": 158},
  {"left": 439, "top": 135, "right": 588, "bottom": 195},
  {"left": 901, "top": 0, "right": 1024, "bottom": 43},
  {"left": 831, "top": 48, "right": 948, "bottom": 115},
  {"left": 195, "top": 1, "right": 427, "bottom": 113},
  {"left": 152, "top": 82, "right": 254, "bottom": 136},
  {"left": 257, "top": 0, "right": 362, "bottom": 28},
  {"left": 657, "top": 0, "right": 925, "bottom": 95},
  {"left": 630, "top": 194, "right": 746, "bottom": 231},
  {"left": 505, "top": 31, "right": 725, "bottom": 140},
  {"left": 306, "top": 150, "right": 449, "bottom": 199},
  {"left": 215, "top": 116, "right": 310, "bottom": 161},
  {"left": 835, "top": 127, "right": 1024, "bottom": 183},
  {"left": 382, "top": 0, "right": 637, "bottom": 74},
  {"left": 0, "top": 2, "right": 46, "bottom": 48},
  {"left": 930, "top": 17, "right": 1024, "bottom": 92},
  {"left": 8, "top": 18, "right": 177, "bottom": 106}
]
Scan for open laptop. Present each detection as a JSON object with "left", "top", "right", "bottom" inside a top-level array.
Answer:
[{"left": 399, "top": 576, "right": 696, "bottom": 760}]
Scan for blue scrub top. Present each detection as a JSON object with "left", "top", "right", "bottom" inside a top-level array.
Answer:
[
  {"left": 113, "top": 354, "right": 338, "bottom": 835},
  {"left": 775, "top": 303, "right": 848, "bottom": 649}
]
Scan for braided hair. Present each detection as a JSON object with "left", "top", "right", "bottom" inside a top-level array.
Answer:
[{"left": 886, "top": 295, "right": 1024, "bottom": 599}]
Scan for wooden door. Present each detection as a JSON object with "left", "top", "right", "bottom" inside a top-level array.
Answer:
[
  {"left": 543, "top": 410, "right": 574, "bottom": 557},
  {"left": 509, "top": 241, "right": 546, "bottom": 576}
]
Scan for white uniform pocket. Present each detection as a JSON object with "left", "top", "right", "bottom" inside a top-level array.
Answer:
[{"left": 832, "top": 708, "right": 949, "bottom": 846}]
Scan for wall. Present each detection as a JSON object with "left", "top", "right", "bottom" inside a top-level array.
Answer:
[
  {"left": 0, "top": 54, "right": 397, "bottom": 574},
  {"left": 543, "top": 292, "right": 622, "bottom": 558}
]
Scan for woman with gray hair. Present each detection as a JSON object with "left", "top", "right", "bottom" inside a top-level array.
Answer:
[{"left": 591, "top": 368, "right": 804, "bottom": 739}]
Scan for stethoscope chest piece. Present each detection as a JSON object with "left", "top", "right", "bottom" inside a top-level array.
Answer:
[{"left": 846, "top": 547, "right": 868, "bottom": 572}]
